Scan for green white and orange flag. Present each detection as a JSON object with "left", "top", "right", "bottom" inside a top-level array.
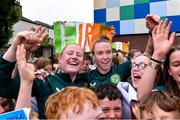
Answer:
[
  {"left": 54, "top": 22, "right": 76, "bottom": 53},
  {"left": 53, "top": 22, "right": 114, "bottom": 53},
  {"left": 112, "top": 42, "right": 130, "bottom": 53}
]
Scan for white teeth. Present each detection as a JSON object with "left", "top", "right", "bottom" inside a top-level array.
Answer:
[
  {"left": 70, "top": 63, "right": 78, "bottom": 66},
  {"left": 68, "top": 61, "right": 79, "bottom": 66},
  {"left": 133, "top": 73, "right": 141, "bottom": 78},
  {"left": 133, "top": 75, "right": 138, "bottom": 77}
]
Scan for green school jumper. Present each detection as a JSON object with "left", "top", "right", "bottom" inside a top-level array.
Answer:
[
  {"left": 0, "top": 57, "right": 86, "bottom": 119},
  {"left": 82, "top": 60, "right": 131, "bottom": 89}
]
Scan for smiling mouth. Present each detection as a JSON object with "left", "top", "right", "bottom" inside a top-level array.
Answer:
[
  {"left": 68, "top": 61, "right": 79, "bottom": 66},
  {"left": 101, "top": 61, "right": 110, "bottom": 65},
  {"left": 133, "top": 74, "right": 141, "bottom": 79}
]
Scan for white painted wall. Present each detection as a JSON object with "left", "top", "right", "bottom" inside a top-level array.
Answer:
[{"left": 8, "top": 20, "right": 54, "bottom": 45}]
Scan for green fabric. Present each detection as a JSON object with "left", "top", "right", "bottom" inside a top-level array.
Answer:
[
  {"left": 65, "top": 39, "right": 76, "bottom": 44},
  {"left": 64, "top": 25, "right": 76, "bottom": 37},
  {"left": 53, "top": 22, "right": 62, "bottom": 53},
  {"left": 82, "top": 60, "right": 131, "bottom": 89},
  {"left": 53, "top": 22, "right": 77, "bottom": 53},
  {"left": 0, "top": 57, "right": 131, "bottom": 118},
  {"left": 153, "top": 85, "right": 166, "bottom": 91},
  {"left": 0, "top": 58, "right": 20, "bottom": 98},
  {"left": 33, "top": 73, "right": 85, "bottom": 118},
  {"left": 64, "top": 23, "right": 77, "bottom": 45},
  {"left": 0, "top": 57, "right": 85, "bottom": 119}
]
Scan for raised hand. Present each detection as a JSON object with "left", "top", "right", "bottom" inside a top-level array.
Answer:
[
  {"left": 152, "top": 18, "right": 176, "bottom": 60},
  {"left": 16, "top": 44, "right": 35, "bottom": 84},
  {"left": 13, "top": 26, "right": 48, "bottom": 52},
  {"left": 28, "top": 26, "right": 48, "bottom": 52},
  {"left": 146, "top": 14, "right": 160, "bottom": 32},
  {"left": 3, "top": 26, "right": 48, "bottom": 64}
]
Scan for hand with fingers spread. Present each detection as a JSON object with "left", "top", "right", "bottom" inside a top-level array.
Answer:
[
  {"left": 3, "top": 26, "right": 48, "bottom": 62},
  {"left": 16, "top": 44, "right": 35, "bottom": 84},
  {"left": 152, "top": 18, "right": 176, "bottom": 60},
  {"left": 29, "top": 26, "right": 48, "bottom": 52},
  {"left": 13, "top": 26, "right": 48, "bottom": 52}
]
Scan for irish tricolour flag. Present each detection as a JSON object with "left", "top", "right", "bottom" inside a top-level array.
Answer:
[{"left": 53, "top": 21, "right": 114, "bottom": 53}]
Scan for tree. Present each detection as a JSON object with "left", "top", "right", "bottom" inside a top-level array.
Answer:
[{"left": 0, "top": 0, "right": 21, "bottom": 48}]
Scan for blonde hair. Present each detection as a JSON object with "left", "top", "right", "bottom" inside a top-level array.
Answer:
[{"left": 45, "top": 86, "right": 99, "bottom": 119}]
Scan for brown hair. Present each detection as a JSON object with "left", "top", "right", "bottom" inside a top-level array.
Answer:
[
  {"left": 128, "top": 49, "right": 142, "bottom": 60},
  {"left": 139, "top": 91, "right": 180, "bottom": 118},
  {"left": 91, "top": 36, "right": 111, "bottom": 55},
  {"left": 95, "top": 83, "right": 123, "bottom": 101},
  {"left": 0, "top": 97, "right": 15, "bottom": 114},
  {"left": 33, "top": 57, "right": 52, "bottom": 70},
  {"left": 160, "top": 45, "right": 180, "bottom": 96},
  {"left": 45, "top": 86, "right": 99, "bottom": 119}
]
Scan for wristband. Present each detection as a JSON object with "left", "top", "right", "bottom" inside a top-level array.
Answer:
[
  {"left": 150, "top": 57, "right": 163, "bottom": 64},
  {"left": 149, "top": 60, "right": 161, "bottom": 70},
  {"left": 149, "top": 31, "right": 152, "bottom": 36}
]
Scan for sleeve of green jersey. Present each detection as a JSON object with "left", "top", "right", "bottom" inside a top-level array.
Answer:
[
  {"left": 117, "top": 60, "right": 132, "bottom": 82},
  {"left": 0, "top": 57, "right": 20, "bottom": 98}
]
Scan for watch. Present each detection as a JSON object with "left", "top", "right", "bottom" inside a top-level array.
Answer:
[{"left": 149, "top": 60, "right": 161, "bottom": 70}]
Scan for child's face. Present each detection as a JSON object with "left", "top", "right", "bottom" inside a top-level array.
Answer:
[
  {"left": 99, "top": 97, "right": 122, "bottom": 119},
  {"left": 142, "top": 105, "right": 180, "bottom": 119},
  {"left": 168, "top": 50, "right": 180, "bottom": 87},
  {"left": 131, "top": 55, "right": 150, "bottom": 89}
]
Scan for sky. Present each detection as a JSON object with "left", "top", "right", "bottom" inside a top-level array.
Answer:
[{"left": 20, "top": 0, "right": 94, "bottom": 25}]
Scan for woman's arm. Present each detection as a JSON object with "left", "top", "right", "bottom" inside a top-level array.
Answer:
[
  {"left": 144, "top": 14, "right": 160, "bottom": 56},
  {"left": 137, "top": 18, "right": 176, "bottom": 100}
]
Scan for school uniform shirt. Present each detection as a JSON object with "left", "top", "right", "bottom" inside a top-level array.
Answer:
[
  {"left": 0, "top": 57, "right": 86, "bottom": 119},
  {"left": 82, "top": 60, "right": 131, "bottom": 89}
]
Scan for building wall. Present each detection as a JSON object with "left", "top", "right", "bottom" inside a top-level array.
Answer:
[
  {"left": 8, "top": 20, "right": 54, "bottom": 45},
  {"left": 113, "top": 34, "right": 180, "bottom": 52},
  {"left": 94, "top": 0, "right": 180, "bottom": 51},
  {"left": 7, "top": 19, "right": 54, "bottom": 57},
  {"left": 94, "top": 0, "right": 180, "bottom": 35}
]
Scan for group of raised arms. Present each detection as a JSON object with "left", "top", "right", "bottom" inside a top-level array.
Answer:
[{"left": 0, "top": 14, "right": 179, "bottom": 119}]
